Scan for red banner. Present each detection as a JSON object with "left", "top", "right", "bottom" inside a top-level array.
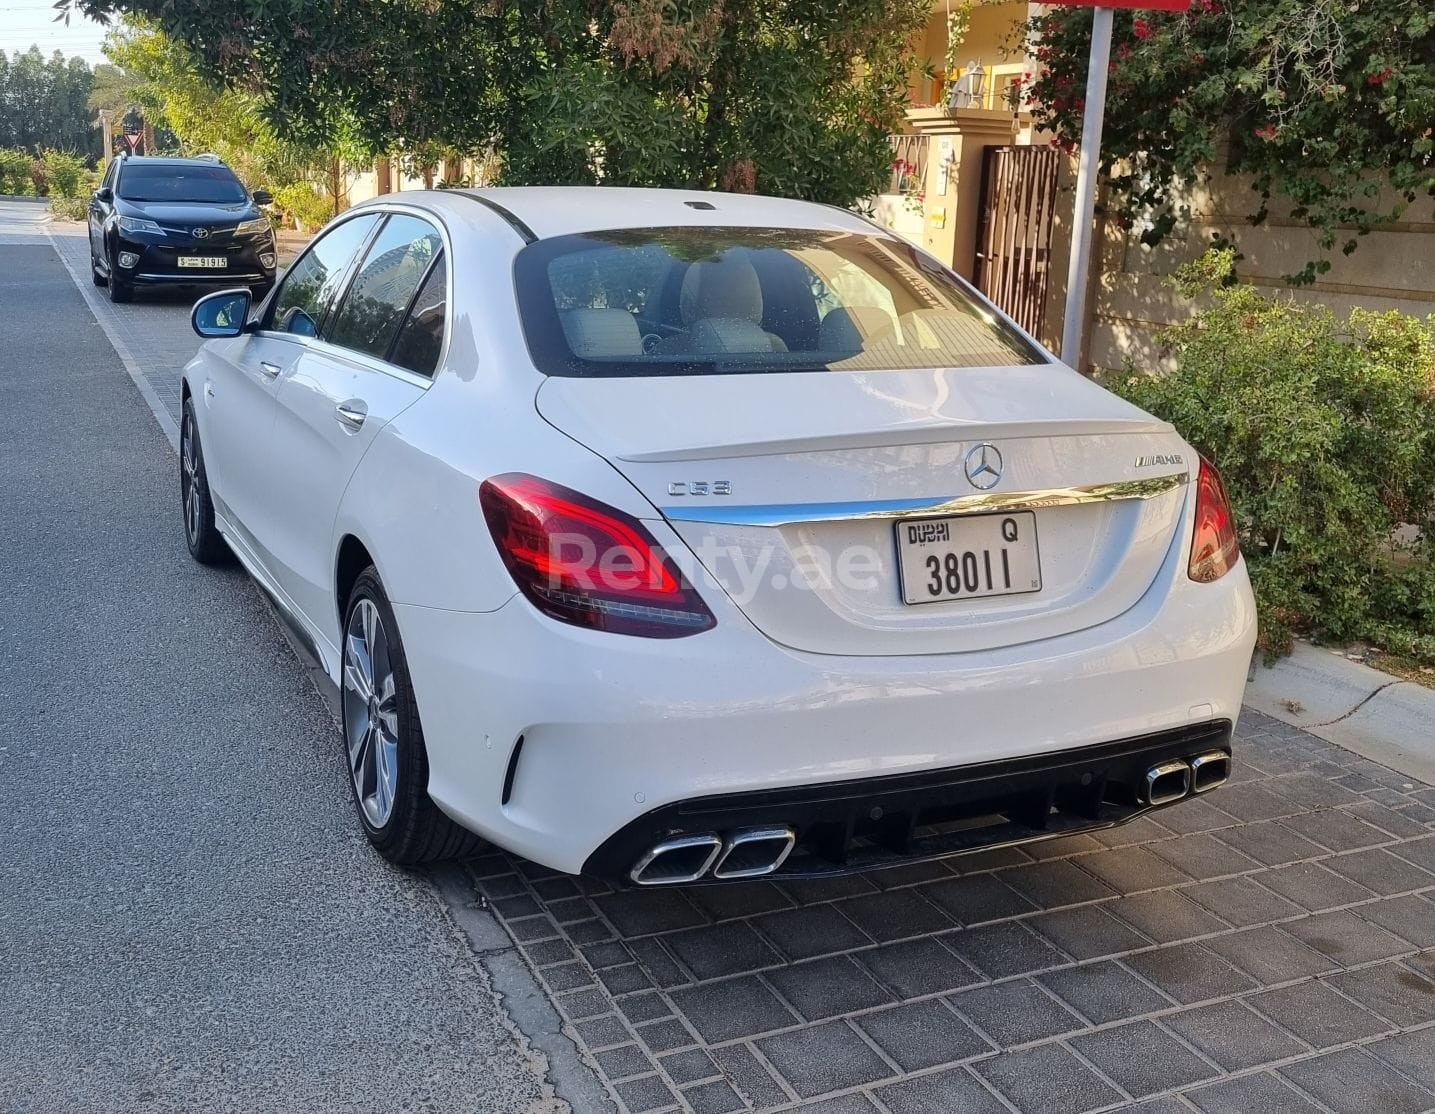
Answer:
[{"left": 1057, "top": 0, "right": 1190, "bottom": 9}]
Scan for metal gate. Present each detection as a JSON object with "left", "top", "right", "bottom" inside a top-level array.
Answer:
[{"left": 974, "top": 145, "right": 1060, "bottom": 338}]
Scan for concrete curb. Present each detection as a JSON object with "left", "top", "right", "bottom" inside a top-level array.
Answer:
[{"left": 1246, "top": 642, "right": 1435, "bottom": 783}]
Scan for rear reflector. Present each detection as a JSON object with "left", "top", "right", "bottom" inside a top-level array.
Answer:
[
  {"left": 1188, "top": 457, "right": 1240, "bottom": 583},
  {"left": 479, "top": 473, "right": 715, "bottom": 638}
]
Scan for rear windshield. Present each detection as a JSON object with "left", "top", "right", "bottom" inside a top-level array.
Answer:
[
  {"left": 118, "top": 163, "right": 247, "bottom": 204},
  {"left": 514, "top": 227, "right": 1045, "bottom": 378}
]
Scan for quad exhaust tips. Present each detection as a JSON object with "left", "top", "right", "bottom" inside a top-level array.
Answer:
[
  {"left": 1143, "top": 750, "right": 1231, "bottom": 807},
  {"left": 630, "top": 834, "right": 722, "bottom": 886},
  {"left": 713, "top": 827, "right": 796, "bottom": 880},
  {"left": 630, "top": 826, "right": 796, "bottom": 886},
  {"left": 1189, "top": 750, "right": 1231, "bottom": 793},
  {"left": 1144, "top": 761, "right": 1191, "bottom": 806}
]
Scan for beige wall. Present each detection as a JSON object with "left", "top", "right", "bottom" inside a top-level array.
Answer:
[
  {"left": 908, "top": 1, "right": 1030, "bottom": 109},
  {"left": 1077, "top": 173, "right": 1435, "bottom": 375}
]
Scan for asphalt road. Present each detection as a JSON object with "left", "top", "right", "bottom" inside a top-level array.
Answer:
[{"left": 0, "top": 223, "right": 552, "bottom": 1111}]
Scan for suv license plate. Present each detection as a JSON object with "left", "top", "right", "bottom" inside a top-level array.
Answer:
[
  {"left": 179, "top": 256, "right": 226, "bottom": 268},
  {"left": 896, "top": 511, "right": 1042, "bottom": 604}
]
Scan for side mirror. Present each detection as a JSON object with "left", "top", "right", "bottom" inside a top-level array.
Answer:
[
  {"left": 95, "top": 187, "right": 112, "bottom": 202},
  {"left": 278, "top": 306, "right": 318, "bottom": 338},
  {"left": 252, "top": 188, "right": 273, "bottom": 206},
  {"left": 192, "top": 288, "right": 253, "bottom": 339}
]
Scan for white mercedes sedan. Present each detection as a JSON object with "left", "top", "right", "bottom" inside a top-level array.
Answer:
[{"left": 181, "top": 187, "right": 1256, "bottom": 885}]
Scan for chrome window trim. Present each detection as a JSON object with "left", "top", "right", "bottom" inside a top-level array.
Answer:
[
  {"left": 254, "top": 201, "right": 454, "bottom": 388},
  {"left": 661, "top": 471, "right": 1188, "bottom": 527}
]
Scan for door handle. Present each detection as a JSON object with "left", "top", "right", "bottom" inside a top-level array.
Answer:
[
  {"left": 335, "top": 400, "right": 368, "bottom": 431},
  {"left": 259, "top": 361, "right": 282, "bottom": 379}
]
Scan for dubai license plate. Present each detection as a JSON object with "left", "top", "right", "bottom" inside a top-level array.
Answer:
[
  {"left": 896, "top": 511, "right": 1042, "bottom": 605},
  {"left": 179, "top": 255, "right": 226, "bottom": 268}
]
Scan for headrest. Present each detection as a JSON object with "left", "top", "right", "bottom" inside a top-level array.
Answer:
[
  {"left": 819, "top": 306, "right": 897, "bottom": 351},
  {"left": 680, "top": 255, "right": 764, "bottom": 324},
  {"left": 560, "top": 308, "right": 644, "bottom": 358}
]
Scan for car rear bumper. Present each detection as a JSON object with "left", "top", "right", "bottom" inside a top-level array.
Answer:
[
  {"left": 395, "top": 547, "right": 1257, "bottom": 878},
  {"left": 583, "top": 719, "right": 1234, "bottom": 883}
]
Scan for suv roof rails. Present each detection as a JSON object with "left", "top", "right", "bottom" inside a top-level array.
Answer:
[{"left": 191, "top": 152, "right": 225, "bottom": 163}]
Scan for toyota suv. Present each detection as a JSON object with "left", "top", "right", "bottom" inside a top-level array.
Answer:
[{"left": 87, "top": 154, "right": 277, "bottom": 303}]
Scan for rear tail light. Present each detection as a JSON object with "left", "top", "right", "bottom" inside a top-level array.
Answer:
[
  {"left": 479, "top": 473, "right": 715, "bottom": 638},
  {"left": 1188, "top": 457, "right": 1240, "bottom": 582}
]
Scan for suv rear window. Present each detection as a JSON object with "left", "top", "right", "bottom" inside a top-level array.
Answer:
[
  {"left": 117, "top": 163, "right": 247, "bottom": 204},
  {"left": 514, "top": 227, "right": 1044, "bottom": 378}
]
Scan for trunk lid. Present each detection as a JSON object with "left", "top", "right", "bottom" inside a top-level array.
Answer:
[{"left": 536, "top": 366, "right": 1194, "bottom": 655}]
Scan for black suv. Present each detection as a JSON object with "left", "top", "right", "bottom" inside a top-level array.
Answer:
[{"left": 87, "top": 155, "right": 277, "bottom": 303}]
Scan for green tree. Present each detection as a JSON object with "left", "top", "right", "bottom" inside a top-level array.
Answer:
[
  {"left": 1024, "top": 0, "right": 1435, "bottom": 283},
  {"left": 0, "top": 47, "right": 97, "bottom": 157},
  {"left": 62, "top": 0, "right": 929, "bottom": 206}
]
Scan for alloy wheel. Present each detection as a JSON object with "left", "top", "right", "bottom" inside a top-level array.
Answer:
[
  {"left": 343, "top": 598, "right": 400, "bottom": 827},
  {"left": 180, "top": 411, "right": 200, "bottom": 544}
]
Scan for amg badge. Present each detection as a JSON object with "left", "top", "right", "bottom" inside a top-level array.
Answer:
[{"left": 1134, "top": 453, "right": 1184, "bottom": 468}]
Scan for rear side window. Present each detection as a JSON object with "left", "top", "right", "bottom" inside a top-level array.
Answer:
[
  {"left": 326, "top": 215, "right": 442, "bottom": 361},
  {"left": 269, "top": 215, "right": 380, "bottom": 337},
  {"left": 388, "top": 254, "right": 447, "bottom": 376},
  {"left": 514, "top": 227, "right": 1045, "bottom": 378}
]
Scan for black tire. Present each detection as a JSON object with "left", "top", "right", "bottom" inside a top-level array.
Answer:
[
  {"left": 106, "top": 249, "right": 133, "bottom": 303},
  {"left": 90, "top": 249, "right": 106, "bottom": 286},
  {"left": 342, "top": 567, "right": 484, "bottom": 866},
  {"left": 180, "top": 398, "right": 229, "bottom": 565}
]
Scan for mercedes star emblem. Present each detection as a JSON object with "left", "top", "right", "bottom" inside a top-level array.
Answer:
[{"left": 964, "top": 442, "right": 1003, "bottom": 490}]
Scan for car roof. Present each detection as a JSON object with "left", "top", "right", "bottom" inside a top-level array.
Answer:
[
  {"left": 120, "top": 156, "right": 234, "bottom": 170},
  {"left": 445, "top": 186, "right": 882, "bottom": 241}
]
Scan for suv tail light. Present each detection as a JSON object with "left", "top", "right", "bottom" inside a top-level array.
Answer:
[
  {"left": 1188, "top": 457, "right": 1240, "bottom": 583},
  {"left": 479, "top": 473, "right": 715, "bottom": 638}
]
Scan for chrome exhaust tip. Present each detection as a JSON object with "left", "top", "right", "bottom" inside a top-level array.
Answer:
[
  {"left": 1189, "top": 750, "right": 1231, "bottom": 793},
  {"left": 712, "top": 826, "right": 796, "bottom": 880},
  {"left": 630, "top": 834, "right": 722, "bottom": 886},
  {"left": 1144, "top": 760, "right": 1192, "bottom": 806}
]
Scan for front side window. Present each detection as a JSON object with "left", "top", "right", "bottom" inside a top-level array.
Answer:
[
  {"left": 326, "top": 215, "right": 442, "bottom": 361},
  {"left": 388, "top": 254, "right": 447, "bottom": 376},
  {"left": 116, "top": 163, "right": 247, "bottom": 204},
  {"left": 268, "top": 215, "right": 380, "bottom": 337},
  {"left": 514, "top": 227, "right": 1045, "bottom": 378}
]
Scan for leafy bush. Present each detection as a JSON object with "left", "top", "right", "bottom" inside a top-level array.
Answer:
[
  {"left": 0, "top": 147, "right": 33, "bottom": 194},
  {"left": 1112, "top": 250, "right": 1435, "bottom": 661},
  {"left": 40, "top": 149, "right": 92, "bottom": 198},
  {"left": 49, "top": 195, "right": 88, "bottom": 222},
  {"left": 270, "top": 181, "right": 332, "bottom": 232}
]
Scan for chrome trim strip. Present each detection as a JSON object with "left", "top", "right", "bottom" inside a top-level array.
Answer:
[{"left": 662, "top": 471, "right": 1187, "bottom": 527}]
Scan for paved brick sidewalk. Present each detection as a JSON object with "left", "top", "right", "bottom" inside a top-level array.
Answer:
[{"left": 469, "top": 712, "right": 1435, "bottom": 1114}]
